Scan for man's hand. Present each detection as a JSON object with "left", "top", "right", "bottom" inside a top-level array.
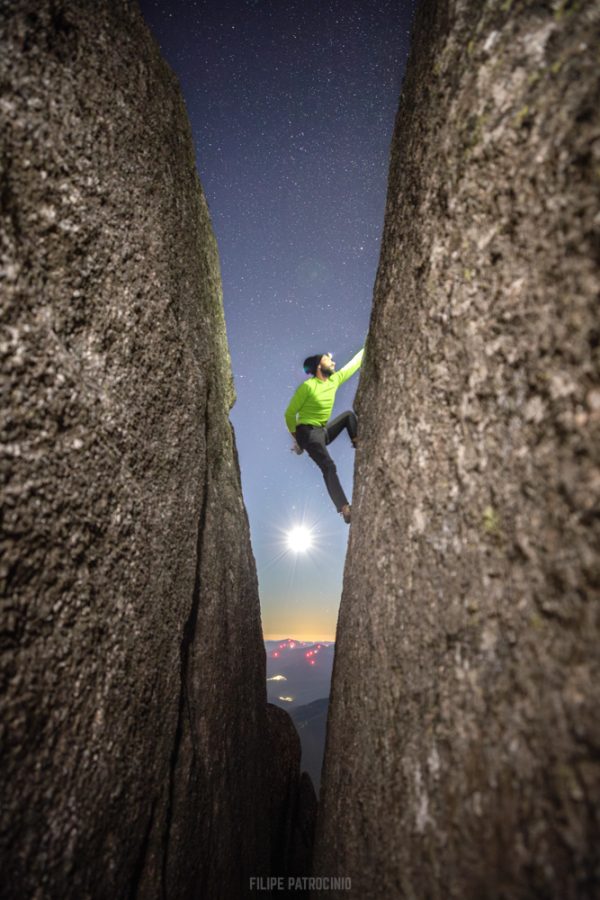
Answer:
[{"left": 291, "top": 434, "right": 303, "bottom": 455}]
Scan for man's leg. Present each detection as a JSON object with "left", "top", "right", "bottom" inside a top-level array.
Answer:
[
  {"left": 300, "top": 427, "right": 349, "bottom": 512},
  {"left": 326, "top": 411, "right": 357, "bottom": 445}
]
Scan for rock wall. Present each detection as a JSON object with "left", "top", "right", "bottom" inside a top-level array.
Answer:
[
  {"left": 315, "top": 0, "right": 600, "bottom": 897},
  {"left": 0, "top": 2, "right": 297, "bottom": 897}
]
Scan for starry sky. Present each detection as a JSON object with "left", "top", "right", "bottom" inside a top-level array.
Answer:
[{"left": 139, "top": 0, "right": 416, "bottom": 640}]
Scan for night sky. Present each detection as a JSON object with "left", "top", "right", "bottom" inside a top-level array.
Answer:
[{"left": 139, "top": 0, "right": 416, "bottom": 640}]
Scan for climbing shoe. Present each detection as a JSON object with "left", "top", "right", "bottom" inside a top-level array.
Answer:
[{"left": 340, "top": 504, "right": 351, "bottom": 524}]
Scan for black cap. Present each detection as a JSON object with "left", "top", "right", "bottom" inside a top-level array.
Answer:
[{"left": 303, "top": 354, "right": 324, "bottom": 376}]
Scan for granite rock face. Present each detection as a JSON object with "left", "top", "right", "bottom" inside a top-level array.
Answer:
[
  {"left": 315, "top": 1, "right": 600, "bottom": 898},
  {"left": 1, "top": 2, "right": 276, "bottom": 897}
]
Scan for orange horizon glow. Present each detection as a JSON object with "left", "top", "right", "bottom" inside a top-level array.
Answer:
[{"left": 263, "top": 633, "right": 335, "bottom": 643}]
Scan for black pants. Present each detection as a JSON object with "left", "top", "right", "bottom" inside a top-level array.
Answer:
[{"left": 296, "top": 411, "right": 357, "bottom": 512}]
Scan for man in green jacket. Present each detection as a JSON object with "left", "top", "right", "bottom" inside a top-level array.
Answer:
[{"left": 285, "top": 348, "right": 364, "bottom": 524}]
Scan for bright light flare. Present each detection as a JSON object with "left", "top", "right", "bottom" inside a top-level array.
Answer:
[{"left": 286, "top": 526, "right": 313, "bottom": 553}]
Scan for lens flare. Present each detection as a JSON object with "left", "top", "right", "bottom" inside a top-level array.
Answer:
[{"left": 286, "top": 526, "right": 313, "bottom": 553}]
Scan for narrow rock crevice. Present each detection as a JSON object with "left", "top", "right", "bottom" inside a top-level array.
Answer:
[
  {"left": 129, "top": 800, "right": 157, "bottom": 900},
  {"left": 160, "top": 392, "right": 211, "bottom": 900}
]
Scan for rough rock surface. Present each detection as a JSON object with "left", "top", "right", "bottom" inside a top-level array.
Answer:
[
  {"left": 0, "top": 2, "right": 279, "bottom": 898},
  {"left": 315, "top": 1, "right": 600, "bottom": 898}
]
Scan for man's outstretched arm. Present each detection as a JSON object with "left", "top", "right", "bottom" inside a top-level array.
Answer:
[
  {"left": 284, "top": 381, "right": 310, "bottom": 434},
  {"left": 333, "top": 347, "right": 364, "bottom": 386}
]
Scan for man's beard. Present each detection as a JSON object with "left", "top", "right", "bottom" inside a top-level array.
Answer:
[{"left": 320, "top": 364, "right": 334, "bottom": 377}]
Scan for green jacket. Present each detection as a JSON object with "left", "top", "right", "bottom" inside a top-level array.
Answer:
[{"left": 285, "top": 348, "right": 364, "bottom": 433}]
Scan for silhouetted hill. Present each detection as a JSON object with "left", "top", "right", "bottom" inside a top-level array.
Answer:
[{"left": 290, "top": 698, "right": 329, "bottom": 794}]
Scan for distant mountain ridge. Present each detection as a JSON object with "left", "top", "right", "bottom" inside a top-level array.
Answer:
[
  {"left": 264, "top": 638, "right": 333, "bottom": 651},
  {"left": 265, "top": 639, "right": 334, "bottom": 709},
  {"left": 265, "top": 640, "right": 334, "bottom": 798}
]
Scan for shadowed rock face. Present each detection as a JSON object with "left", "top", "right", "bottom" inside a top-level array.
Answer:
[
  {"left": 315, "top": 1, "right": 600, "bottom": 898},
  {"left": 0, "top": 2, "right": 283, "bottom": 897},
  {"left": 267, "top": 704, "right": 318, "bottom": 886}
]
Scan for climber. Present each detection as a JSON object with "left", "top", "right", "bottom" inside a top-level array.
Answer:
[{"left": 285, "top": 348, "right": 364, "bottom": 524}]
